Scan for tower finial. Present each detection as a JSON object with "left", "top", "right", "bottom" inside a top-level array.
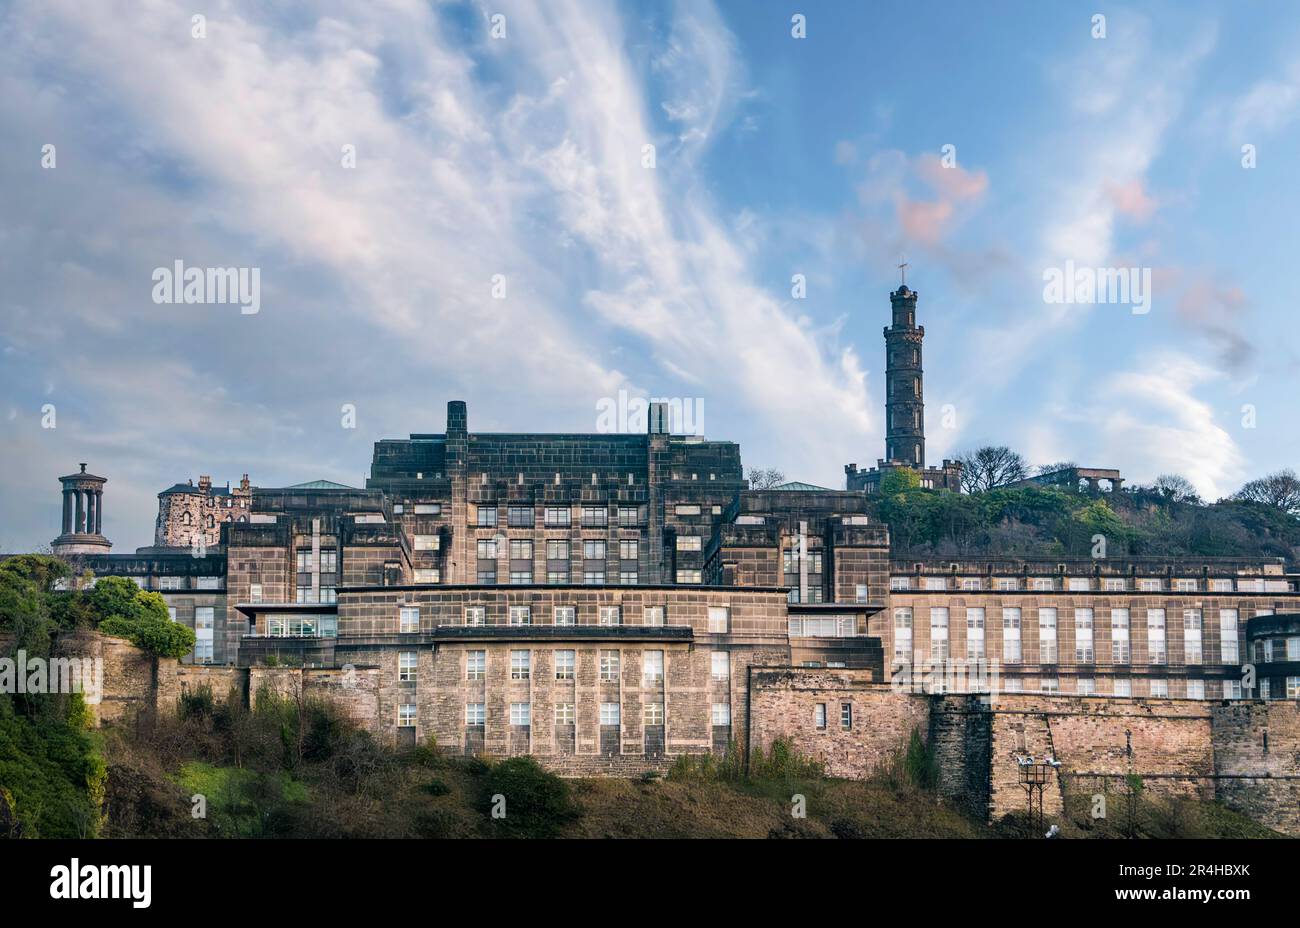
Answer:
[{"left": 897, "top": 255, "right": 909, "bottom": 286}]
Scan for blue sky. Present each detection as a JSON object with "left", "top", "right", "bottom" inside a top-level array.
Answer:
[{"left": 2, "top": 0, "right": 1299, "bottom": 551}]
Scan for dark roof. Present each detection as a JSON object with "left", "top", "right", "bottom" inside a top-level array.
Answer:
[
  {"left": 768, "top": 481, "right": 834, "bottom": 492},
  {"left": 282, "top": 479, "right": 356, "bottom": 490},
  {"left": 159, "top": 483, "right": 235, "bottom": 496}
]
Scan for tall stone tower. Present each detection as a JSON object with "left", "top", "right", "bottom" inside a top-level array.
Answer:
[
  {"left": 884, "top": 285, "right": 925, "bottom": 467},
  {"left": 52, "top": 463, "right": 112, "bottom": 555}
]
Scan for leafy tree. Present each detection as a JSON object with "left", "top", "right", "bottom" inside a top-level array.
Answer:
[
  {"left": 1151, "top": 474, "right": 1201, "bottom": 504},
  {"left": 746, "top": 467, "right": 786, "bottom": 489},
  {"left": 91, "top": 579, "right": 195, "bottom": 659},
  {"left": 1233, "top": 469, "right": 1300, "bottom": 514},
  {"left": 878, "top": 466, "right": 921, "bottom": 495},
  {"left": 958, "top": 446, "right": 1029, "bottom": 493}
]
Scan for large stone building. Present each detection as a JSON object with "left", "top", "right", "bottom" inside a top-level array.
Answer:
[{"left": 31, "top": 285, "right": 1300, "bottom": 774}]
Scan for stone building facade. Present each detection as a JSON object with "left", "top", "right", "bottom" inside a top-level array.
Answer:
[{"left": 155, "top": 474, "right": 252, "bottom": 549}]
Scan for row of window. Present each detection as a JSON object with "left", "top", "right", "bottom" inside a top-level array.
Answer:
[
  {"left": 395, "top": 604, "right": 730, "bottom": 632},
  {"left": 397, "top": 701, "right": 734, "bottom": 728},
  {"left": 472, "top": 506, "right": 651, "bottom": 528},
  {"left": 474, "top": 539, "right": 643, "bottom": 560},
  {"left": 891, "top": 576, "right": 1294, "bottom": 593},
  {"left": 430, "top": 647, "right": 730, "bottom": 683},
  {"left": 893, "top": 606, "right": 1248, "bottom": 665}
]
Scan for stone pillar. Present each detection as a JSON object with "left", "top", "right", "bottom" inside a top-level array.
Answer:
[
  {"left": 87, "top": 491, "right": 97, "bottom": 536},
  {"left": 62, "top": 490, "right": 73, "bottom": 534},
  {"left": 75, "top": 489, "right": 85, "bottom": 534},
  {"left": 95, "top": 489, "right": 103, "bottom": 533}
]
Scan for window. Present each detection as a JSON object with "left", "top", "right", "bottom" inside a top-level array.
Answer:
[
  {"left": 960, "top": 577, "right": 982, "bottom": 591},
  {"left": 619, "top": 570, "right": 638, "bottom": 585},
  {"left": 599, "top": 703, "right": 621, "bottom": 726},
  {"left": 1209, "top": 578, "right": 1233, "bottom": 592},
  {"left": 1147, "top": 609, "right": 1166, "bottom": 664},
  {"left": 464, "top": 605, "right": 486, "bottom": 626},
  {"left": 1138, "top": 578, "right": 1162, "bottom": 592},
  {"left": 674, "top": 504, "right": 701, "bottom": 517},
  {"left": 399, "top": 606, "right": 420, "bottom": 633},
  {"left": 600, "top": 650, "right": 620, "bottom": 681},
  {"left": 643, "top": 606, "right": 665, "bottom": 627},
  {"left": 414, "top": 534, "right": 439, "bottom": 551},
  {"left": 158, "top": 575, "right": 183, "bottom": 591},
  {"left": 547, "top": 569, "right": 569, "bottom": 584},
  {"left": 1002, "top": 608, "right": 1021, "bottom": 662},
  {"left": 414, "top": 503, "right": 440, "bottom": 515},
  {"left": 618, "top": 507, "right": 641, "bottom": 528},
  {"left": 583, "top": 570, "right": 606, "bottom": 585},
  {"left": 509, "top": 605, "right": 531, "bottom": 626},
  {"left": 1149, "top": 678, "right": 1168, "bottom": 698},
  {"left": 644, "top": 702, "right": 664, "bottom": 725},
  {"left": 966, "top": 608, "right": 985, "bottom": 659},
  {"left": 707, "top": 607, "right": 729, "bottom": 633},
  {"left": 1223, "top": 680, "right": 1242, "bottom": 700},
  {"left": 1077, "top": 678, "right": 1095, "bottom": 695},
  {"left": 599, "top": 605, "right": 621, "bottom": 626},
  {"left": 890, "top": 576, "right": 912, "bottom": 591},
  {"left": 994, "top": 577, "right": 1018, "bottom": 591},
  {"left": 1067, "top": 577, "right": 1090, "bottom": 592},
  {"left": 168, "top": 607, "right": 177, "bottom": 622},
  {"left": 507, "top": 506, "right": 533, "bottom": 527},
  {"left": 710, "top": 651, "right": 729, "bottom": 680},
  {"left": 555, "top": 650, "right": 576, "bottom": 680},
  {"left": 1220, "top": 610, "right": 1239, "bottom": 663},
  {"left": 413, "top": 568, "right": 440, "bottom": 583},
  {"left": 583, "top": 539, "right": 606, "bottom": 561},
  {"left": 923, "top": 577, "right": 946, "bottom": 591},
  {"left": 1111, "top": 609, "right": 1130, "bottom": 663},
  {"left": 1038, "top": 608, "right": 1057, "bottom": 663},
  {"left": 581, "top": 506, "right": 608, "bottom": 528},
  {"left": 555, "top": 703, "right": 576, "bottom": 725},
  {"left": 193, "top": 607, "right": 215, "bottom": 662},
  {"left": 475, "top": 506, "right": 497, "bottom": 527},
  {"left": 814, "top": 704, "right": 827, "bottom": 729},
  {"left": 1040, "top": 678, "right": 1059, "bottom": 693},
  {"left": 546, "top": 539, "right": 569, "bottom": 560},
  {"left": 855, "top": 584, "right": 869, "bottom": 604},
  {"left": 466, "top": 650, "right": 485, "bottom": 680},
  {"left": 1174, "top": 578, "right": 1197, "bottom": 592},
  {"left": 840, "top": 703, "right": 853, "bottom": 730},
  {"left": 676, "top": 535, "right": 703, "bottom": 552},
  {"left": 544, "top": 507, "right": 570, "bottom": 527},
  {"left": 398, "top": 651, "right": 418, "bottom": 682},
  {"left": 1074, "top": 609, "right": 1094, "bottom": 662},
  {"left": 1112, "top": 678, "right": 1132, "bottom": 697},
  {"left": 398, "top": 704, "right": 416, "bottom": 727},
  {"left": 509, "top": 539, "right": 533, "bottom": 560},
  {"left": 1183, "top": 610, "right": 1202, "bottom": 664},
  {"left": 676, "top": 569, "right": 702, "bottom": 584},
  {"left": 466, "top": 703, "right": 485, "bottom": 726},
  {"left": 1102, "top": 578, "right": 1127, "bottom": 592},
  {"left": 510, "top": 703, "right": 531, "bottom": 726},
  {"left": 553, "top": 606, "right": 576, "bottom": 626},
  {"left": 712, "top": 703, "right": 731, "bottom": 725},
  {"left": 1031, "top": 578, "right": 1054, "bottom": 592},
  {"left": 644, "top": 650, "right": 664, "bottom": 685},
  {"left": 930, "top": 608, "right": 949, "bottom": 661},
  {"left": 619, "top": 539, "right": 639, "bottom": 561},
  {"left": 1186, "top": 679, "right": 1205, "bottom": 700},
  {"left": 893, "top": 607, "right": 913, "bottom": 661},
  {"left": 477, "top": 538, "right": 498, "bottom": 560},
  {"left": 1287, "top": 677, "right": 1300, "bottom": 699},
  {"left": 510, "top": 649, "right": 531, "bottom": 679},
  {"left": 249, "top": 583, "right": 262, "bottom": 603}
]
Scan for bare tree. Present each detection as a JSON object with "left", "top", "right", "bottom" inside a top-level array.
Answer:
[
  {"left": 746, "top": 467, "right": 786, "bottom": 489},
  {"left": 1035, "top": 461, "right": 1078, "bottom": 476},
  {"left": 1233, "top": 469, "right": 1300, "bottom": 514},
  {"left": 1152, "top": 474, "right": 1201, "bottom": 504},
  {"left": 958, "top": 446, "right": 1029, "bottom": 493}
]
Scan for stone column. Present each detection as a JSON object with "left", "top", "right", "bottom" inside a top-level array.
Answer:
[
  {"left": 62, "top": 490, "right": 73, "bottom": 534},
  {"left": 75, "top": 489, "right": 85, "bottom": 534},
  {"left": 87, "top": 491, "right": 97, "bottom": 536},
  {"left": 95, "top": 489, "right": 103, "bottom": 534}
]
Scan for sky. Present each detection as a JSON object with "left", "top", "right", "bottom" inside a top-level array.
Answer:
[{"left": 2, "top": 0, "right": 1299, "bottom": 552}]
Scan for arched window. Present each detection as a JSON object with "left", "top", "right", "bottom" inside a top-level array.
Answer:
[
  {"left": 914, "top": 444, "right": 921, "bottom": 464},
  {"left": 182, "top": 511, "right": 192, "bottom": 525}
]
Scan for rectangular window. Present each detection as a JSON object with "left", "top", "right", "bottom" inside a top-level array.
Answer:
[
  {"left": 510, "top": 649, "right": 531, "bottom": 680},
  {"left": 1186, "top": 679, "right": 1205, "bottom": 700},
  {"left": 855, "top": 583, "right": 869, "bottom": 604},
  {"left": 644, "top": 650, "right": 664, "bottom": 685},
  {"left": 643, "top": 606, "right": 665, "bottom": 627},
  {"left": 583, "top": 570, "right": 606, "bottom": 585},
  {"left": 398, "top": 651, "right": 418, "bottom": 682},
  {"left": 618, "top": 507, "right": 641, "bottom": 528},
  {"left": 890, "top": 576, "right": 912, "bottom": 591},
  {"left": 1002, "top": 608, "right": 1022, "bottom": 662},
  {"left": 1111, "top": 609, "right": 1130, "bottom": 663},
  {"left": 1222, "top": 680, "right": 1241, "bottom": 699},
  {"left": 509, "top": 539, "right": 533, "bottom": 560},
  {"left": 1184, "top": 609, "right": 1202, "bottom": 664},
  {"left": 675, "top": 569, "right": 702, "bottom": 584},
  {"left": 814, "top": 703, "right": 827, "bottom": 729},
  {"left": 960, "top": 577, "right": 982, "bottom": 591},
  {"left": 507, "top": 506, "right": 533, "bottom": 527},
  {"left": 966, "top": 608, "right": 985, "bottom": 659},
  {"left": 510, "top": 702, "right": 531, "bottom": 726},
  {"left": 894, "top": 607, "right": 913, "bottom": 661},
  {"left": 1220, "top": 609, "right": 1239, "bottom": 663},
  {"left": 547, "top": 569, "right": 569, "bottom": 585},
  {"left": 618, "top": 539, "right": 639, "bottom": 561},
  {"left": 546, "top": 539, "right": 569, "bottom": 560},
  {"left": 1209, "top": 578, "right": 1233, "bottom": 592},
  {"left": 1067, "top": 577, "right": 1090, "bottom": 592},
  {"left": 414, "top": 503, "right": 439, "bottom": 515},
  {"left": 399, "top": 606, "right": 420, "bottom": 634},
  {"left": 644, "top": 702, "right": 664, "bottom": 725},
  {"left": 555, "top": 649, "right": 576, "bottom": 680},
  {"left": 1074, "top": 608, "right": 1094, "bottom": 662},
  {"left": 1138, "top": 578, "right": 1162, "bottom": 592},
  {"left": 1077, "top": 678, "right": 1095, "bottom": 695},
  {"left": 929, "top": 607, "right": 949, "bottom": 661},
  {"left": 600, "top": 703, "right": 621, "bottom": 726},
  {"left": 1147, "top": 609, "right": 1166, "bottom": 664},
  {"left": 994, "top": 577, "right": 1018, "bottom": 591},
  {"left": 599, "top": 605, "right": 621, "bottom": 626},
  {"left": 1150, "top": 678, "right": 1169, "bottom": 698},
  {"left": 674, "top": 504, "right": 701, "bottom": 517},
  {"left": 553, "top": 605, "right": 575, "bottom": 626},
  {"left": 707, "top": 607, "right": 729, "bottom": 633},
  {"left": 923, "top": 577, "right": 947, "bottom": 591},
  {"left": 1113, "top": 678, "right": 1132, "bottom": 697},
  {"left": 840, "top": 703, "right": 852, "bottom": 730},
  {"left": 1039, "top": 608, "right": 1057, "bottom": 663},
  {"left": 712, "top": 703, "right": 731, "bottom": 725},
  {"left": 1031, "top": 578, "right": 1054, "bottom": 592},
  {"left": 466, "top": 650, "right": 485, "bottom": 680},
  {"left": 475, "top": 506, "right": 497, "bottom": 527},
  {"left": 249, "top": 582, "right": 263, "bottom": 603},
  {"left": 413, "top": 569, "right": 439, "bottom": 583},
  {"left": 583, "top": 539, "right": 606, "bottom": 561},
  {"left": 599, "top": 650, "right": 620, "bottom": 681},
  {"left": 398, "top": 704, "right": 416, "bottom": 727},
  {"left": 555, "top": 703, "right": 576, "bottom": 725},
  {"left": 581, "top": 506, "right": 608, "bottom": 528},
  {"left": 509, "top": 605, "right": 531, "bottom": 626},
  {"left": 465, "top": 605, "right": 486, "bottom": 626},
  {"left": 466, "top": 703, "right": 485, "bottom": 726},
  {"left": 544, "top": 507, "right": 571, "bottom": 527},
  {"left": 711, "top": 651, "right": 729, "bottom": 680},
  {"left": 1174, "top": 579, "right": 1197, "bottom": 592},
  {"left": 1287, "top": 677, "right": 1300, "bottom": 699},
  {"left": 414, "top": 534, "right": 440, "bottom": 551},
  {"left": 1040, "top": 678, "right": 1059, "bottom": 693},
  {"left": 619, "top": 570, "right": 638, "bottom": 585},
  {"left": 1102, "top": 578, "right": 1127, "bottom": 591},
  {"left": 676, "top": 535, "right": 703, "bottom": 552},
  {"left": 476, "top": 538, "right": 498, "bottom": 560}
]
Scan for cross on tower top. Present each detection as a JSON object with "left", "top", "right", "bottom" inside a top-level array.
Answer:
[{"left": 897, "top": 257, "right": 909, "bottom": 286}]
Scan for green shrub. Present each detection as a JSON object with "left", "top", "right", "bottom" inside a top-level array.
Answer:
[
  {"left": 480, "top": 756, "right": 578, "bottom": 838},
  {"left": 179, "top": 685, "right": 216, "bottom": 721},
  {"left": 749, "top": 738, "right": 824, "bottom": 781},
  {"left": 423, "top": 778, "right": 450, "bottom": 796}
]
